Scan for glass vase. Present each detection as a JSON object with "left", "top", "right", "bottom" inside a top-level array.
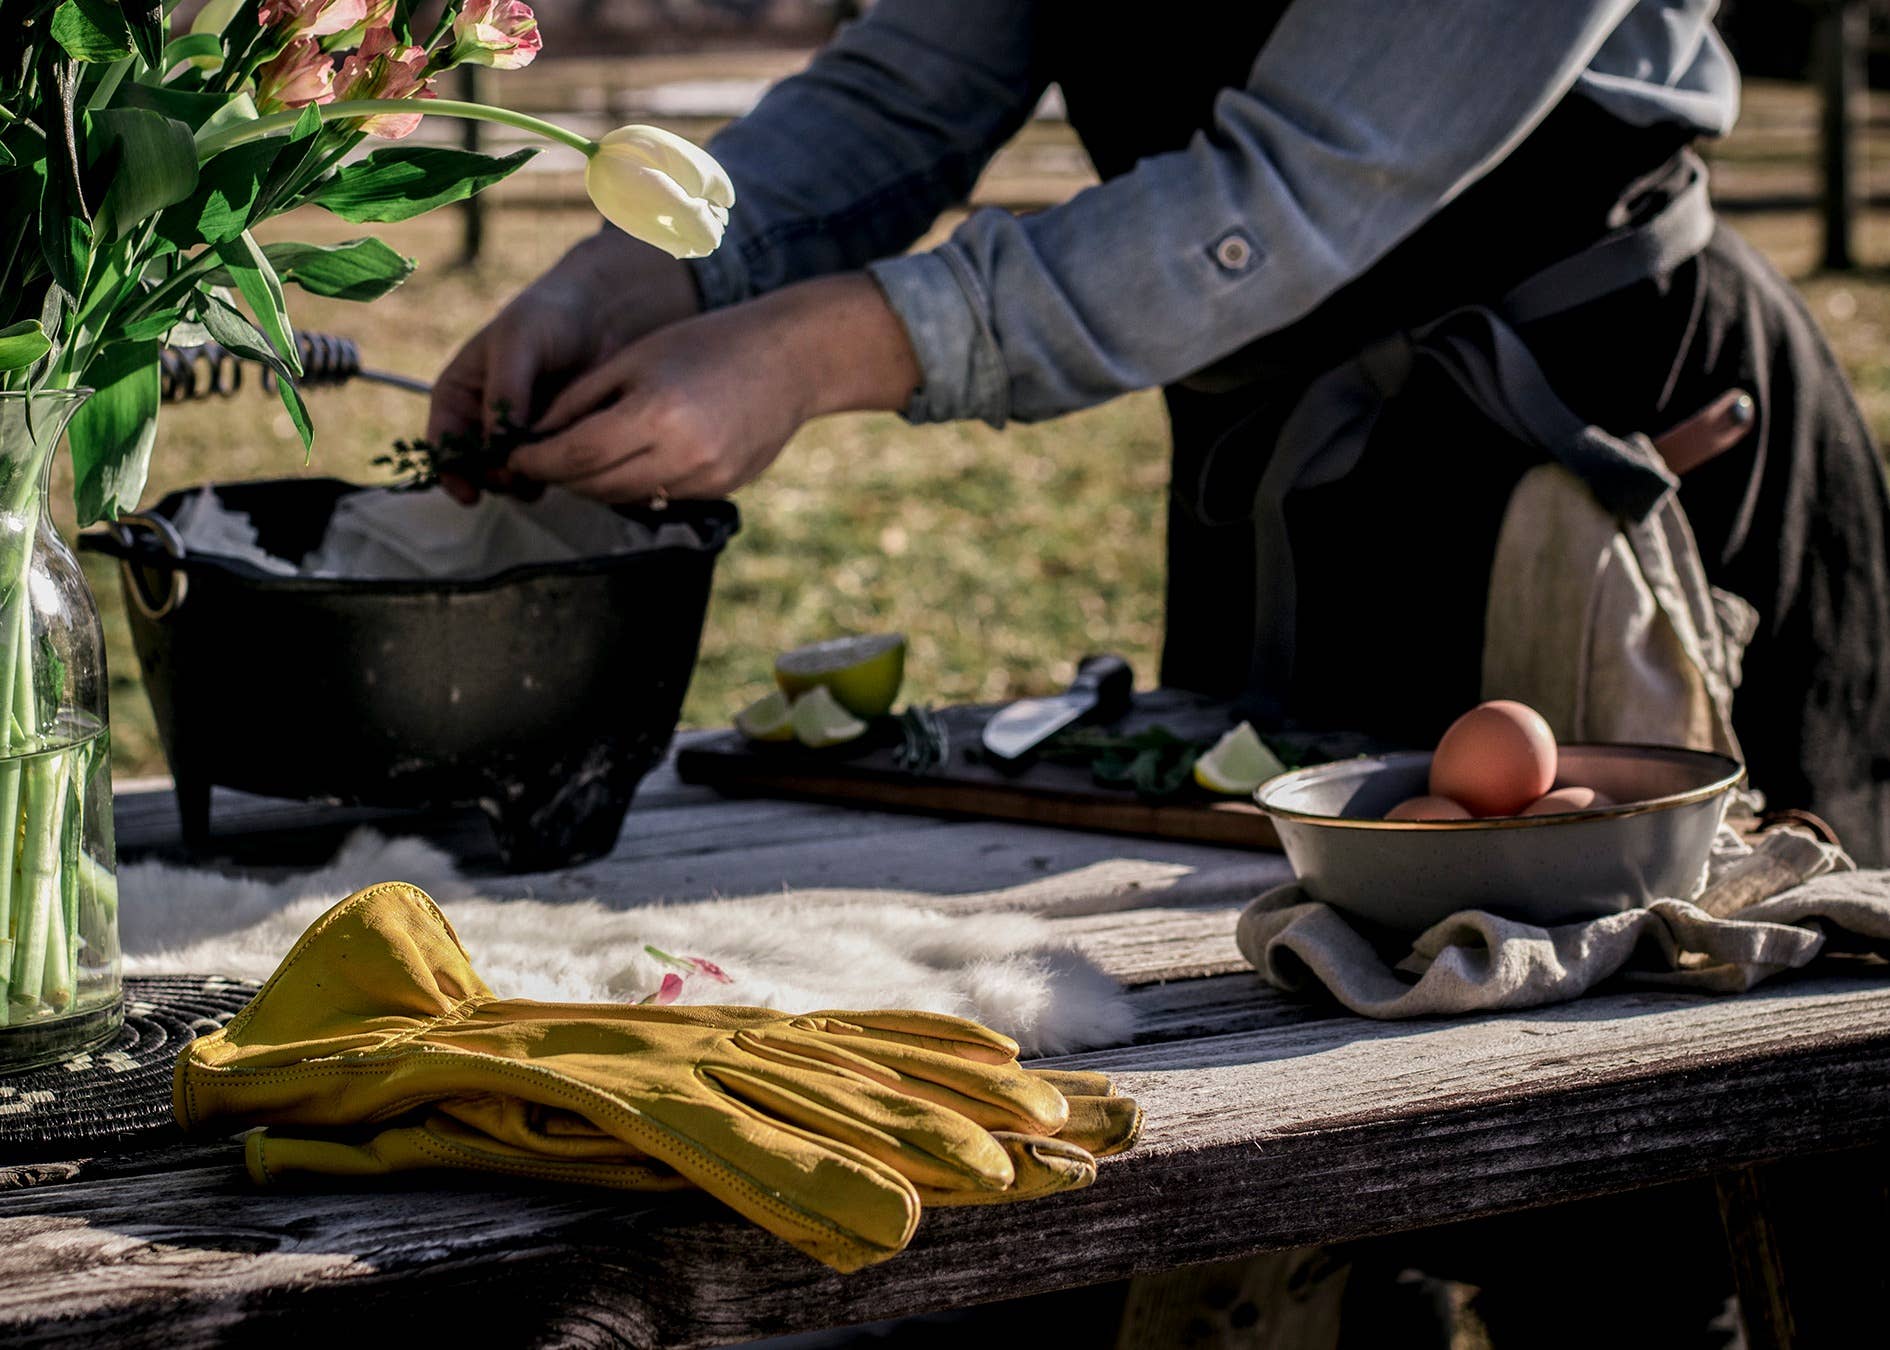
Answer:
[{"left": 0, "top": 390, "right": 119, "bottom": 1073}]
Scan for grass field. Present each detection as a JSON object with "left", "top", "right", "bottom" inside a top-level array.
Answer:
[{"left": 59, "top": 72, "right": 1890, "bottom": 778}]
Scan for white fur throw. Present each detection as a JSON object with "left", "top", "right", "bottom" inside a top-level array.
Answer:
[{"left": 118, "top": 831, "right": 1132, "bottom": 1056}]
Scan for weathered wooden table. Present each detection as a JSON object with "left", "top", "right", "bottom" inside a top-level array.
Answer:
[{"left": 2, "top": 745, "right": 1887, "bottom": 1348}]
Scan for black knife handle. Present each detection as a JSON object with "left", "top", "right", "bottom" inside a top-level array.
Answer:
[{"left": 1072, "top": 653, "right": 1134, "bottom": 722}]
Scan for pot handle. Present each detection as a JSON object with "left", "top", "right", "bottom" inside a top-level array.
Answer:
[{"left": 111, "top": 512, "right": 189, "bottom": 621}]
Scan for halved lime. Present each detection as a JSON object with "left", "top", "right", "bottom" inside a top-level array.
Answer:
[
  {"left": 790, "top": 686, "right": 869, "bottom": 748},
  {"left": 774, "top": 633, "right": 906, "bottom": 718},
  {"left": 1193, "top": 721, "right": 1288, "bottom": 795},
  {"left": 734, "top": 689, "right": 794, "bottom": 743}
]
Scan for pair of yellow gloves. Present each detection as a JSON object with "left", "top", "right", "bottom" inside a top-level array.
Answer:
[{"left": 173, "top": 882, "right": 1140, "bottom": 1271}]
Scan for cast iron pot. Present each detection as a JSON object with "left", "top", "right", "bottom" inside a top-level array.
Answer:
[{"left": 82, "top": 478, "right": 738, "bottom": 871}]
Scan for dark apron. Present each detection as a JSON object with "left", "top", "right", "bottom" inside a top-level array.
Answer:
[{"left": 1042, "top": 3, "right": 1890, "bottom": 864}]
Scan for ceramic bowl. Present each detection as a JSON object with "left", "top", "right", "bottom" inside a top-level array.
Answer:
[{"left": 1254, "top": 744, "right": 1744, "bottom": 932}]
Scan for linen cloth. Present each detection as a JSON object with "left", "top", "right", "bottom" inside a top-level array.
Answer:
[
  {"left": 1233, "top": 825, "right": 1888, "bottom": 1019},
  {"left": 172, "top": 485, "right": 704, "bottom": 581}
]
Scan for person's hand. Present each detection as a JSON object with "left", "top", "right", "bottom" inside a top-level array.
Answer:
[
  {"left": 507, "top": 273, "right": 921, "bottom": 504},
  {"left": 426, "top": 228, "right": 702, "bottom": 496}
]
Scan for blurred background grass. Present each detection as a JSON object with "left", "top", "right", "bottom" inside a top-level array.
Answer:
[{"left": 61, "top": 61, "right": 1890, "bottom": 779}]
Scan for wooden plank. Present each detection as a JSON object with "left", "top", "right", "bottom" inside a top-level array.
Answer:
[
  {"left": 674, "top": 691, "right": 1330, "bottom": 854},
  {"left": 5, "top": 971, "right": 1889, "bottom": 1347},
  {"left": 511, "top": 819, "right": 1288, "bottom": 912}
]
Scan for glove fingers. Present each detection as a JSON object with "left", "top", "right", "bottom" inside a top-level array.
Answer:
[
  {"left": 639, "top": 1089, "right": 924, "bottom": 1271},
  {"left": 438, "top": 1098, "right": 661, "bottom": 1162},
  {"left": 1056, "top": 1089, "right": 1144, "bottom": 1157},
  {"left": 792, "top": 1011, "right": 1021, "bottom": 1065},
  {"left": 703, "top": 1062, "right": 1016, "bottom": 1194},
  {"left": 249, "top": 1118, "right": 694, "bottom": 1190},
  {"left": 1027, "top": 1068, "right": 1117, "bottom": 1099},
  {"left": 918, "top": 1133, "right": 1098, "bottom": 1208},
  {"left": 752, "top": 1028, "right": 1069, "bottom": 1134}
]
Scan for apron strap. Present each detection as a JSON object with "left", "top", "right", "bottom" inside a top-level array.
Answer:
[{"left": 1239, "top": 149, "right": 1715, "bottom": 714}]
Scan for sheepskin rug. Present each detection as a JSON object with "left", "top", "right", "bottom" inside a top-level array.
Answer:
[{"left": 118, "top": 830, "right": 1131, "bottom": 1056}]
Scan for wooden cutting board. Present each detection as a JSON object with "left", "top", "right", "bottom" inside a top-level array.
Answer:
[{"left": 677, "top": 689, "right": 1385, "bottom": 852}]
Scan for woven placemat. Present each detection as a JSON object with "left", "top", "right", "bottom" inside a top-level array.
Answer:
[{"left": 0, "top": 974, "right": 257, "bottom": 1159}]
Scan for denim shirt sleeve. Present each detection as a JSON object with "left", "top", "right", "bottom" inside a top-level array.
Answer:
[
  {"left": 871, "top": 0, "right": 1727, "bottom": 426},
  {"left": 687, "top": 0, "right": 1047, "bottom": 311}
]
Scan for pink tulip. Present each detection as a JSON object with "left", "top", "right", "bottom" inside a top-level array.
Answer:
[
  {"left": 255, "top": 37, "right": 337, "bottom": 112},
  {"left": 258, "top": 0, "right": 368, "bottom": 40},
  {"left": 335, "top": 27, "right": 434, "bottom": 139},
  {"left": 450, "top": 0, "right": 542, "bottom": 70}
]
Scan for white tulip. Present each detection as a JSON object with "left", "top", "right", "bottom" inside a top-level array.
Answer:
[{"left": 584, "top": 125, "right": 734, "bottom": 260}]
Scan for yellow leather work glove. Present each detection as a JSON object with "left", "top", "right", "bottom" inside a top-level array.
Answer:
[
  {"left": 176, "top": 883, "right": 1140, "bottom": 1271},
  {"left": 244, "top": 1064, "right": 1140, "bottom": 1210}
]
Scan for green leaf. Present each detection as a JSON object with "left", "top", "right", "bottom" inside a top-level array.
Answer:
[
  {"left": 205, "top": 237, "right": 415, "bottom": 302},
  {"left": 155, "top": 139, "right": 280, "bottom": 248},
  {"left": 86, "top": 108, "right": 199, "bottom": 240},
  {"left": 0, "top": 321, "right": 51, "bottom": 373},
  {"left": 65, "top": 339, "right": 159, "bottom": 525},
  {"left": 122, "top": 0, "right": 164, "bottom": 70},
  {"left": 214, "top": 231, "right": 300, "bottom": 376},
  {"left": 161, "top": 32, "right": 222, "bottom": 68},
  {"left": 276, "top": 371, "right": 313, "bottom": 457},
  {"left": 195, "top": 294, "right": 314, "bottom": 455},
  {"left": 114, "top": 81, "right": 247, "bottom": 132},
  {"left": 50, "top": 0, "right": 132, "bottom": 61},
  {"left": 195, "top": 291, "right": 291, "bottom": 378},
  {"left": 111, "top": 308, "right": 184, "bottom": 343},
  {"left": 311, "top": 146, "right": 538, "bottom": 223}
]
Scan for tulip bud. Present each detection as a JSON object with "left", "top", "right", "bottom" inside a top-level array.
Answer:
[
  {"left": 449, "top": 0, "right": 542, "bottom": 71},
  {"left": 255, "top": 37, "right": 338, "bottom": 113},
  {"left": 584, "top": 125, "right": 734, "bottom": 259}
]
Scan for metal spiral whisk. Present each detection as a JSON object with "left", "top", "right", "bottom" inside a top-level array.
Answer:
[{"left": 158, "top": 332, "right": 431, "bottom": 403}]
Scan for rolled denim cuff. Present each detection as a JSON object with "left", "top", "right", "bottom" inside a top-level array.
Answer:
[
  {"left": 866, "top": 247, "right": 1010, "bottom": 427},
  {"left": 688, "top": 239, "right": 754, "bottom": 313}
]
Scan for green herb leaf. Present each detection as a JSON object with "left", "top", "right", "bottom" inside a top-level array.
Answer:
[
  {"left": 214, "top": 230, "right": 300, "bottom": 377},
  {"left": 311, "top": 146, "right": 538, "bottom": 223},
  {"left": 114, "top": 81, "right": 247, "bottom": 132},
  {"left": 86, "top": 108, "right": 199, "bottom": 240},
  {"left": 65, "top": 339, "right": 159, "bottom": 525},
  {"left": 49, "top": 0, "right": 133, "bottom": 62},
  {"left": 0, "top": 320, "right": 52, "bottom": 373}
]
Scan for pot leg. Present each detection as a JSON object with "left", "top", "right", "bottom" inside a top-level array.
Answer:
[
  {"left": 174, "top": 774, "right": 212, "bottom": 851},
  {"left": 483, "top": 772, "right": 640, "bottom": 872}
]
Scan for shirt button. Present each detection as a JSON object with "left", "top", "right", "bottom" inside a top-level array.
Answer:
[{"left": 1213, "top": 231, "right": 1256, "bottom": 272}]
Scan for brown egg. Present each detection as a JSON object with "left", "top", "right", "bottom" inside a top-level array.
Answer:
[
  {"left": 1429, "top": 701, "right": 1558, "bottom": 817},
  {"left": 1384, "top": 794, "right": 1473, "bottom": 821},
  {"left": 1519, "top": 785, "right": 1616, "bottom": 816}
]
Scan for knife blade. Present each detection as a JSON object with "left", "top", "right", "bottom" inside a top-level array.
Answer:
[{"left": 981, "top": 654, "right": 1135, "bottom": 765}]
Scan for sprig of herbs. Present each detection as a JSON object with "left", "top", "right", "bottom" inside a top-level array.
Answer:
[{"left": 375, "top": 400, "right": 541, "bottom": 496}]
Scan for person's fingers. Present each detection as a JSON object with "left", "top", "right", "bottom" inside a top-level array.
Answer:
[
  {"left": 437, "top": 471, "right": 479, "bottom": 506},
  {"left": 532, "top": 356, "right": 638, "bottom": 435},
  {"left": 426, "top": 336, "right": 491, "bottom": 444},
  {"left": 508, "top": 405, "right": 652, "bottom": 487},
  {"left": 482, "top": 330, "right": 557, "bottom": 439}
]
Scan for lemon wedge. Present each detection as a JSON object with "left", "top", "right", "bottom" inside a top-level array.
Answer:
[
  {"left": 774, "top": 633, "right": 906, "bottom": 718},
  {"left": 1193, "top": 721, "right": 1288, "bottom": 795},
  {"left": 734, "top": 689, "right": 794, "bottom": 743},
  {"left": 790, "top": 686, "right": 869, "bottom": 748}
]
